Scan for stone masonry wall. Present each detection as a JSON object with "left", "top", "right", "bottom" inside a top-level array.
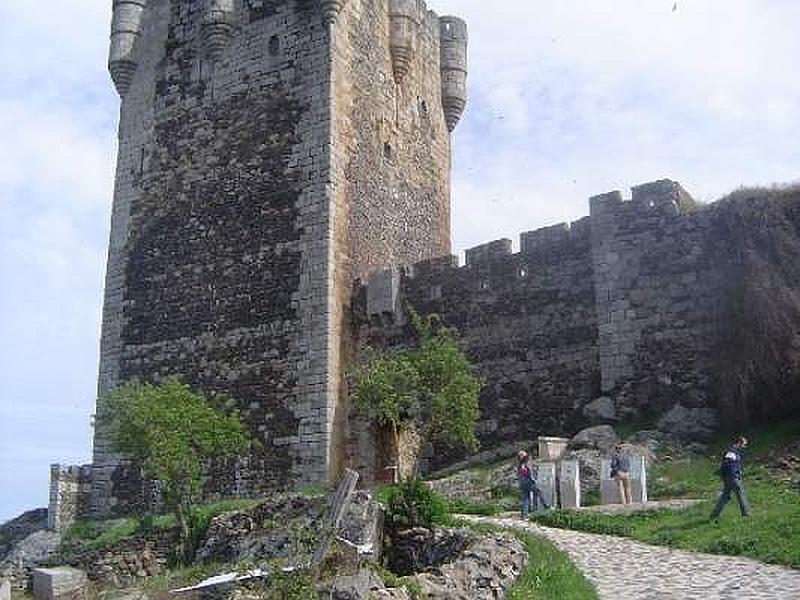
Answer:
[
  {"left": 351, "top": 216, "right": 600, "bottom": 478},
  {"left": 93, "top": 0, "right": 337, "bottom": 514},
  {"left": 350, "top": 179, "right": 771, "bottom": 478},
  {"left": 589, "top": 180, "right": 724, "bottom": 419},
  {"left": 329, "top": 0, "right": 455, "bottom": 478},
  {"left": 47, "top": 465, "right": 92, "bottom": 533},
  {"left": 93, "top": 0, "right": 460, "bottom": 513}
]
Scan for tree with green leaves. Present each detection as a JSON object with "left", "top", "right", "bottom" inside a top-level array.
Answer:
[
  {"left": 351, "top": 310, "right": 482, "bottom": 479},
  {"left": 97, "top": 378, "right": 252, "bottom": 560}
]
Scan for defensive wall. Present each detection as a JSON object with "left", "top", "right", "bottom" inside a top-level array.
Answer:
[{"left": 350, "top": 179, "right": 735, "bottom": 477}]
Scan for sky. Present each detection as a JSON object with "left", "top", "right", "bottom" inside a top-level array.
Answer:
[{"left": 1, "top": 0, "right": 798, "bottom": 523}]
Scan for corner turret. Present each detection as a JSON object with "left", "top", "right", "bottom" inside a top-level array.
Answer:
[
  {"left": 202, "top": 0, "right": 236, "bottom": 61},
  {"left": 321, "top": 0, "right": 347, "bottom": 25},
  {"left": 388, "top": 0, "right": 419, "bottom": 83},
  {"left": 439, "top": 16, "right": 468, "bottom": 132},
  {"left": 108, "top": 0, "right": 147, "bottom": 97}
]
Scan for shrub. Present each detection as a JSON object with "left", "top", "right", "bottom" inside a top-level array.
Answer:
[{"left": 383, "top": 480, "right": 449, "bottom": 530}]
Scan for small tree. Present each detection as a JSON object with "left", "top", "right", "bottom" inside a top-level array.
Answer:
[
  {"left": 97, "top": 378, "right": 251, "bottom": 560},
  {"left": 351, "top": 311, "right": 482, "bottom": 479}
]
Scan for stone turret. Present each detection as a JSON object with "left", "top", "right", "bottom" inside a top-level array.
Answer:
[
  {"left": 388, "top": 0, "right": 419, "bottom": 83},
  {"left": 321, "top": 0, "right": 347, "bottom": 25},
  {"left": 202, "top": 0, "right": 236, "bottom": 61},
  {"left": 439, "top": 16, "right": 468, "bottom": 132},
  {"left": 108, "top": 0, "right": 147, "bottom": 96}
]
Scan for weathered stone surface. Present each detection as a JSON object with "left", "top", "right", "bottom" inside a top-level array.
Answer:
[
  {"left": 0, "top": 578, "right": 10, "bottom": 600},
  {"left": 582, "top": 396, "right": 618, "bottom": 423},
  {"left": 336, "top": 491, "right": 383, "bottom": 564},
  {"left": 388, "top": 528, "right": 477, "bottom": 576},
  {"left": 326, "top": 569, "right": 385, "bottom": 600},
  {"left": 569, "top": 426, "right": 619, "bottom": 452},
  {"left": 0, "top": 530, "right": 61, "bottom": 590},
  {"left": 195, "top": 495, "right": 326, "bottom": 564},
  {"left": 412, "top": 533, "right": 527, "bottom": 599},
  {"left": 93, "top": 0, "right": 459, "bottom": 515},
  {"left": 657, "top": 404, "right": 719, "bottom": 439},
  {"left": 32, "top": 567, "right": 88, "bottom": 600},
  {"left": 0, "top": 509, "right": 47, "bottom": 561}
]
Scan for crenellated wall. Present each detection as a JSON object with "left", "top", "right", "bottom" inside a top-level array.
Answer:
[{"left": 349, "top": 178, "right": 774, "bottom": 478}]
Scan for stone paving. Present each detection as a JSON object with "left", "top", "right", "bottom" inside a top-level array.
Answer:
[{"left": 461, "top": 515, "right": 800, "bottom": 600}]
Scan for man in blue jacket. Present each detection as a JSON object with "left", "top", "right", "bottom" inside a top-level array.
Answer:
[{"left": 710, "top": 436, "right": 751, "bottom": 520}]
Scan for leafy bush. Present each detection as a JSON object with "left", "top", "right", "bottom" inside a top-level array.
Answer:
[{"left": 383, "top": 480, "right": 449, "bottom": 530}]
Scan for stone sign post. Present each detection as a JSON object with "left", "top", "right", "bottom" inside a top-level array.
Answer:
[
  {"left": 559, "top": 460, "right": 581, "bottom": 509},
  {"left": 535, "top": 462, "right": 557, "bottom": 509}
]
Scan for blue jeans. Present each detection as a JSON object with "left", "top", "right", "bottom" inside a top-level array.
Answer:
[
  {"left": 520, "top": 486, "right": 550, "bottom": 516},
  {"left": 711, "top": 476, "right": 751, "bottom": 518}
]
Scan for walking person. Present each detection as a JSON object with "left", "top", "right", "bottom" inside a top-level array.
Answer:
[
  {"left": 516, "top": 450, "right": 550, "bottom": 517},
  {"left": 610, "top": 443, "right": 632, "bottom": 505},
  {"left": 710, "top": 436, "right": 751, "bottom": 521},
  {"left": 517, "top": 450, "right": 535, "bottom": 518}
]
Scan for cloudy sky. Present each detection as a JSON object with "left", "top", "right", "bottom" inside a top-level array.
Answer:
[{"left": 1, "top": 0, "right": 798, "bottom": 522}]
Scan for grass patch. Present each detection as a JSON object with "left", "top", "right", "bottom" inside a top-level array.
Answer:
[{"left": 461, "top": 521, "right": 597, "bottom": 599}]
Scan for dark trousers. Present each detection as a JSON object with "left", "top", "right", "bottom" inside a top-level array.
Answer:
[
  {"left": 520, "top": 486, "right": 550, "bottom": 516},
  {"left": 711, "top": 476, "right": 751, "bottom": 518}
]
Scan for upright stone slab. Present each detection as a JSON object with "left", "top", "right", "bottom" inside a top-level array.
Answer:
[
  {"left": 32, "top": 568, "right": 88, "bottom": 600},
  {"left": 535, "top": 462, "right": 556, "bottom": 509},
  {"left": 629, "top": 455, "right": 648, "bottom": 503},
  {"left": 559, "top": 460, "right": 581, "bottom": 509},
  {"left": 599, "top": 458, "right": 623, "bottom": 504},
  {"left": 1, "top": 578, "right": 11, "bottom": 600},
  {"left": 537, "top": 436, "right": 569, "bottom": 461}
]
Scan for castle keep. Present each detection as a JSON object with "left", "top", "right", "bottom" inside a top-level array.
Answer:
[
  {"left": 92, "top": 0, "right": 466, "bottom": 514},
  {"left": 76, "top": 0, "right": 799, "bottom": 517}
]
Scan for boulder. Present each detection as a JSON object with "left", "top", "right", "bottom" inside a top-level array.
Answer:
[
  {"left": 194, "top": 494, "right": 326, "bottom": 564},
  {"left": 388, "top": 528, "right": 476, "bottom": 576},
  {"left": 561, "top": 448, "right": 602, "bottom": 497},
  {"left": 0, "top": 530, "right": 61, "bottom": 590},
  {"left": 0, "top": 509, "right": 48, "bottom": 562},
  {"left": 414, "top": 533, "right": 527, "bottom": 599},
  {"left": 582, "top": 397, "right": 618, "bottom": 423},
  {"left": 569, "top": 425, "right": 618, "bottom": 452},
  {"left": 657, "top": 404, "right": 718, "bottom": 439}
]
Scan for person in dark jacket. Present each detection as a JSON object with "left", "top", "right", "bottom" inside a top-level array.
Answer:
[
  {"left": 516, "top": 450, "right": 550, "bottom": 517},
  {"left": 710, "top": 436, "right": 751, "bottom": 520}
]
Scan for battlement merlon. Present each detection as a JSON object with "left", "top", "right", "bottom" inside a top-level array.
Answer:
[{"left": 590, "top": 179, "right": 695, "bottom": 218}]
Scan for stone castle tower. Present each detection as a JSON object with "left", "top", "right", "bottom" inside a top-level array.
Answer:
[{"left": 92, "top": 0, "right": 467, "bottom": 514}]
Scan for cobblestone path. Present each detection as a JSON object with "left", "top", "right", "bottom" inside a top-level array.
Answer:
[{"left": 461, "top": 514, "right": 800, "bottom": 599}]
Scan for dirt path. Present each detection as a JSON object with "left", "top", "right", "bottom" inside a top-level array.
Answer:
[{"left": 461, "top": 514, "right": 800, "bottom": 600}]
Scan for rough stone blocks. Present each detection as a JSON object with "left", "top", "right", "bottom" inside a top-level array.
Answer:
[{"left": 32, "top": 568, "right": 88, "bottom": 600}]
